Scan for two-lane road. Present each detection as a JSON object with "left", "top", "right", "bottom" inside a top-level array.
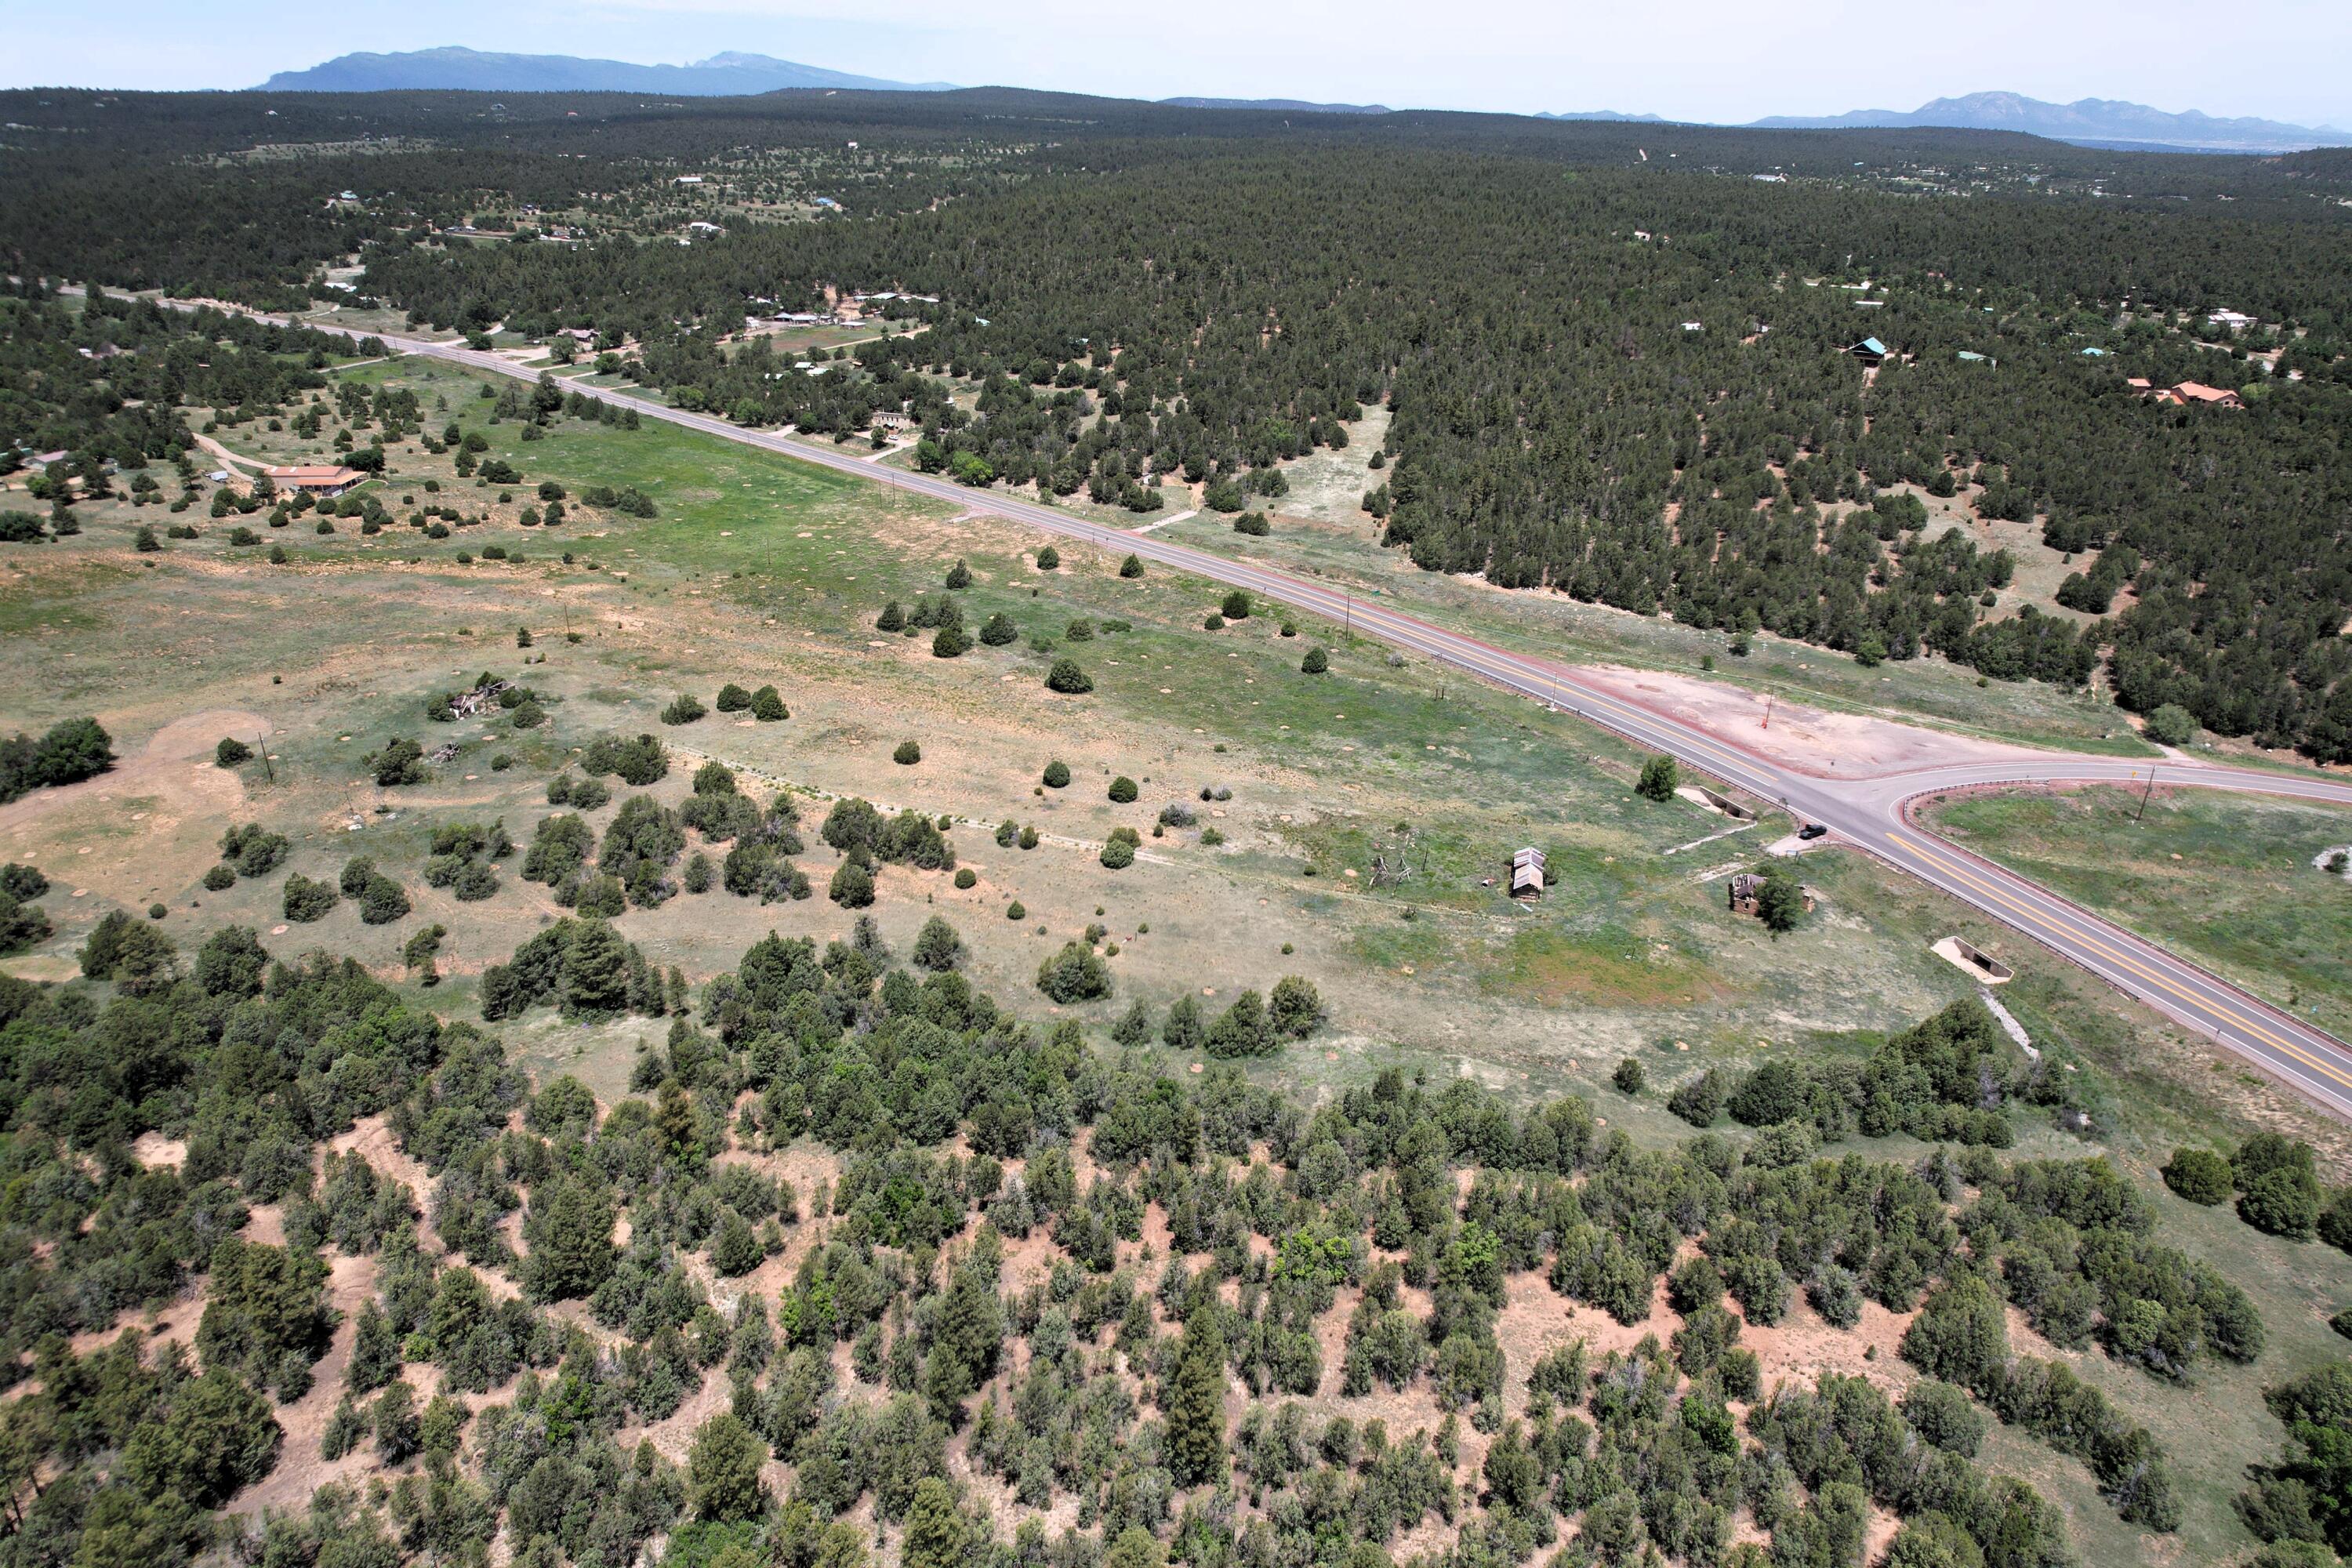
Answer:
[{"left": 130, "top": 303, "right": 2352, "bottom": 1121}]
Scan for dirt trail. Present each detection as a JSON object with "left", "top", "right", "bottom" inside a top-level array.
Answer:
[{"left": 189, "top": 432, "right": 267, "bottom": 475}]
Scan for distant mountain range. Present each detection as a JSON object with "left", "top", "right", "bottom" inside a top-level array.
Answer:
[
  {"left": 257, "top": 47, "right": 953, "bottom": 96},
  {"left": 252, "top": 55, "right": 2347, "bottom": 154},
  {"left": 1546, "top": 92, "right": 2349, "bottom": 152},
  {"left": 1160, "top": 97, "right": 1389, "bottom": 114}
]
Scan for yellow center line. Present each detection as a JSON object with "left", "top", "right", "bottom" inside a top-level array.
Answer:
[{"left": 1889, "top": 831, "right": 2352, "bottom": 1095}]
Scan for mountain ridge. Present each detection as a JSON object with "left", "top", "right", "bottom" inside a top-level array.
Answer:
[
  {"left": 257, "top": 46, "right": 954, "bottom": 96},
  {"left": 1159, "top": 97, "right": 1389, "bottom": 114},
  {"left": 1744, "top": 90, "right": 2345, "bottom": 151}
]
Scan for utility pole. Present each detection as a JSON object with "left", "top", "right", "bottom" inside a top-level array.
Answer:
[
  {"left": 1344, "top": 593, "right": 1352, "bottom": 636},
  {"left": 256, "top": 733, "right": 276, "bottom": 786},
  {"left": 1762, "top": 697, "right": 1773, "bottom": 731},
  {"left": 2136, "top": 765, "right": 2158, "bottom": 822}
]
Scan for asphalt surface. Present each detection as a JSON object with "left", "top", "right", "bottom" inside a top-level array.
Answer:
[{"left": 141, "top": 306, "right": 2352, "bottom": 1121}]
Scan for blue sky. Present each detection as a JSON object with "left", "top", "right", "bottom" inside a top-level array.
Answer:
[{"left": 9, "top": 0, "right": 2351, "bottom": 129}]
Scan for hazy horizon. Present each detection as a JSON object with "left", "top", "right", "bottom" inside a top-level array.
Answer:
[{"left": 9, "top": 0, "right": 2351, "bottom": 129}]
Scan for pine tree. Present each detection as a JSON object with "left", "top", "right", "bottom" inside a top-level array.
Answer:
[
  {"left": 521, "top": 1180, "right": 615, "bottom": 1301},
  {"left": 561, "top": 920, "right": 633, "bottom": 1015},
  {"left": 687, "top": 1412, "right": 768, "bottom": 1520},
  {"left": 899, "top": 1478, "right": 970, "bottom": 1568},
  {"left": 1164, "top": 1308, "right": 1229, "bottom": 1487}
]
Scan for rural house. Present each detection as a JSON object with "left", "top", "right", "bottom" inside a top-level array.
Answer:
[
  {"left": 2156, "top": 380, "right": 2243, "bottom": 408},
  {"left": 1847, "top": 336, "right": 1889, "bottom": 366},
  {"left": 261, "top": 463, "right": 365, "bottom": 496}
]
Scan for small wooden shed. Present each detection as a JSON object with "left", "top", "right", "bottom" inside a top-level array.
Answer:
[{"left": 1510, "top": 847, "right": 1546, "bottom": 900}]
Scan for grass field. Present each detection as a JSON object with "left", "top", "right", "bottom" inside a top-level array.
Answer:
[{"left": 1927, "top": 784, "right": 2352, "bottom": 1047}]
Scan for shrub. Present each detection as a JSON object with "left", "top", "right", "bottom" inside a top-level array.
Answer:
[
  {"left": 223, "top": 823, "right": 292, "bottom": 877},
  {"left": 358, "top": 874, "right": 410, "bottom": 925},
  {"left": 2161, "top": 1148, "right": 2233, "bottom": 1205},
  {"left": 1036, "top": 939, "right": 1112, "bottom": 1001},
  {"left": 1035, "top": 546, "right": 1060, "bottom": 571},
  {"left": 829, "top": 859, "right": 875, "bottom": 908},
  {"left": 932, "top": 623, "right": 971, "bottom": 658},
  {"left": 715, "top": 682, "right": 753, "bottom": 712},
  {"left": 1007, "top": 901, "right": 1026, "bottom": 920},
  {"left": 202, "top": 863, "right": 237, "bottom": 891},
  {"left": 1636, "top": 755, "right": 1679, "bottom": 801},
  {"left": 1119, "top": 554, "right": 1143, "bottom": 578},
  {"left": 1808, "top": 1263, "right": 1864, "bottom": 1328},
  {"left": 1108, "top": 775, "right": 1138, "bottom": 803},
  {"left": 1203, "top": 614, "right": 1225, "bottom": 631},
  {"left": 215, "top": 737, "right": 254, "bottom": 768},
  {"left": 367, "top": 737, "right": 426, "bottom": 786},
  {"left": 1900, "top": 1381, "right": 1987, "bottom": 1457},
  {"left": 895, "top": 740, "right": 923, "bottom": 765},
  {"left": 1045, "top": 659, "right": 1092, "bottom": 694},
  {"left": 2235, "top": 1134, "right": 2323, "bottom": 1239},
  {"left": 582, "top": 733, "right": 667, "bottom": 785},
  {"left": 953, "top": 867, "right": 977, "bottom": 890},
  {"left": 913, "top": 915, "right": 965, "bottom": 971},
  {"left": 1668, "top": 1069, "right": 1725, "bottom": 1127},
  {"left": 1234, "top": 513, "right": 1270, "bottom": 536},
  {"left": 283, "top": 873, "right": 339, "bottom": 924},
  {"left": 1269, "top": 975, "right": 1324, "bottom": 1036},
  {"left": 751, "top": 685, "right": 789, "bottom": 720},
  {"left": 1221, "top": 590, "right": 1251, "bottom": 619},
  {"left": 1044, "top": 760, "right": 1072, "bottom": 788},
  {"left": 1100, "top": 838, "right": 1135, "bottom": 869},
  {"left": 2145, "top": 704, "right": 2198, "bottom": 746},
  {"left": 1205, "top": 990, "right": 1276, "bottom": 1058},
  {"left": 661, "top": 692, "right": 706, "bottom": 725},
  {"left": 1613, "top": 1058, "right": 1646, "bottom": 1094},
  {"left": 1301, "top": 647, "right": 1329, "bottom": 674},
  {"left": 2240, "top": 1171, "right": 2321, "bottom": 1240},
  {"left": 1748, "top": 861, "right": 1808, "bottom": 933},
  {"left": 979, "top": 612, "right": 1018, "bottom": 645}
]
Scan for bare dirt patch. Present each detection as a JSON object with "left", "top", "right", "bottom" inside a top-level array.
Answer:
[
  {"left": 1575, "top": 663, "right": 2055, "bottom": 778},
  {"left": 0, "top": 708, "right": 263, "bottom": 909}
]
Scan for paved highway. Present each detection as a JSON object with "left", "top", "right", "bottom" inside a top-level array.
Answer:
[{"left": 140, "top": 305, "right": 2352, "bottom": 1121}]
